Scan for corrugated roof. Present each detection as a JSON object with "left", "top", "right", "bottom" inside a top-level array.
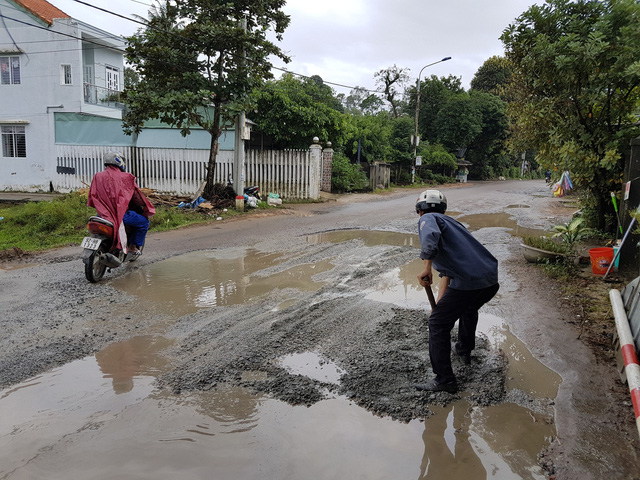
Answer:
[{"left": 13, "top": 0, "right": 70, "bottom": 26}]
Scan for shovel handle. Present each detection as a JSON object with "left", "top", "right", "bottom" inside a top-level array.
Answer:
[{"left": 425, "top": 286, "right": 437, "bottom": 309}]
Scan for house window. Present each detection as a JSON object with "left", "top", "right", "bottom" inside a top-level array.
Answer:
[
  {"left": 61, "top": 64, "right": 72, "bottom": 85},
  {"left": 1, "top": 126, "right": 26, "bottom": 157},
  {"left": 106, "top": 65, "right": 119, "bottom": 91},
  {"left": 0, "top": 56, "right": 21, "bottom": 85}
]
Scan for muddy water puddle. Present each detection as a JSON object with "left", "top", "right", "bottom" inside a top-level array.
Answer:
[
  {"left": 1, "top": 341, "right": 554, "bottom": 480},
  {"left": 456, "top": 212, "right": 547, "bottom": 237},
  {"left": 111, "top": 248, "right": 333, "bottom": 315},
  {"left": 2, "top": 229, "right": 560, "bottom": 478}
]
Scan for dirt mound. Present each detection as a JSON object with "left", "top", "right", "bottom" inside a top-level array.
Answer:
[{"left": 0, "top": 247, "right": 28, "bottom": 262}]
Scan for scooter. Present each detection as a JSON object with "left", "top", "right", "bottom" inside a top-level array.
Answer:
[{"left": 81, "top": 216, "right": 142, "bottom": 283}]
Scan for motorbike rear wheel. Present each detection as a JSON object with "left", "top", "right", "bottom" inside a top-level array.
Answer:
[{"left": 85, "top": 247, "right": 107, "bottom": 283}]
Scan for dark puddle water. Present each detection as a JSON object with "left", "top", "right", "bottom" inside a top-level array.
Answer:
[{"left": 1, "top": 229, "right": 558, "bottom": 479}]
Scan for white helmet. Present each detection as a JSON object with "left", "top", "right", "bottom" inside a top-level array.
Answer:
[
  {"left": 104, "top": 151, "right": 126, "bottom": 172},
  {"left": 415, "top": 189, "right": 447, "bottom": 214}
]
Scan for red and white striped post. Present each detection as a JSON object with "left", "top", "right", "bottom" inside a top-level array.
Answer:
[{"left": 610, "top": 289, "right": 640, "bottom": 437}]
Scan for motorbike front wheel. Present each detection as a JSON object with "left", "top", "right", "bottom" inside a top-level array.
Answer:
[{"left": 85, "top": 247, "right": 107, "bottom": 283}]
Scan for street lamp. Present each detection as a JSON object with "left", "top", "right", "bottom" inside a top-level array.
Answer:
[{"left": 413, "top": 56, "right": 452, "bottom": 182}]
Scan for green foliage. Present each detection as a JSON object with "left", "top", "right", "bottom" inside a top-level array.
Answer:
[
  {"left": 501, "top": 0, "right": 640, "bottom": 230},
  {"left": 420, "top": 143, "right": 457, "bottom": 169},
  {"left": 417, "top": 170, "right": 453, "bottom": 185},
  {"left": 250, "top": 73, "right": 349, "bottom": 149},
  {"left": 470, "top": 56, "right": 513, "bottom": 100},
  {"left": 331, "top": 154, "right": 369, "bottom": 192},
  {"left": 123, "top": 1, "right": 290, "bottom": 196},
  {"left": 388, "top": 116, "right": 414, "bottom": 166},
  {"left": 338, "top": 87, "right": 384, "bottom": 115},
  {"left": 343, "top": 113, "right": 392, "bottom": 163},
  {"left": 405, "top": 75, "right": 464, "bottom": 146},
  {"left": 551, "top": 217, "right": 592, "bottom": 249},
  {"left": 433, "top": 93, "right": 482, "bottom": 151}
]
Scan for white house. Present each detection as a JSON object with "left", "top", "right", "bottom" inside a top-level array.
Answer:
[{"left": 0, "top": 0, "right": 125, "bottom": 191}]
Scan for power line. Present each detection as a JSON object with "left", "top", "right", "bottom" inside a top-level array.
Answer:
[
  {"left": 1, "top": 3, "right": 382, "bottom": 96},
  {"left": 68, "top": 0, "right": 382, "bottom": 94}
]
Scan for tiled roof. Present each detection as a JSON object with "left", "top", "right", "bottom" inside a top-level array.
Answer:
[{"left": 13, "top": 0, "right": 70, "bottom": 26}]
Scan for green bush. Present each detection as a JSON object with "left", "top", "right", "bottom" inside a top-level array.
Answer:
[
  {"left": 331, "top": 154, "right": 368, "bottom": 192},
  {"left": 418, "top": 170, "right": 453, "bottom": 185}
]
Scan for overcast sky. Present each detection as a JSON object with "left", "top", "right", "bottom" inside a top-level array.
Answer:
[{"left": 52, "top": 0, "right": 541, "bottom": 93}]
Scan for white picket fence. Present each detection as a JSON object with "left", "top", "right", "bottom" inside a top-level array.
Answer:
[{"left": 54, "top": 145, "right": 321, "bottom": 199}]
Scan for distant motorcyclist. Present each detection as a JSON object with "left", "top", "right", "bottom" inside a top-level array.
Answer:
[{"left": 87, "top": 151, "right": 155, "bottom": 255}]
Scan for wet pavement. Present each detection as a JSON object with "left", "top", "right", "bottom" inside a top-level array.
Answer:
[
  {"left": 1, "top": 180, "right": 638, "bottom": 479},
  {"left": 2, "top": 229, "right": 557, "bottom": 479}
]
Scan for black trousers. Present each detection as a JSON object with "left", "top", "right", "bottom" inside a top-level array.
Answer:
[{"left": 428, "top": 283, "right": 500, "bottom": 384}]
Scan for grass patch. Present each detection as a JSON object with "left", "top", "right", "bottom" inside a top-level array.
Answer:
[
  {"left": 0, "top": 194, "right": 94, "bottom": 251},
  {"left": 0, "top": 192, "right": 236, "bottom": 252}
]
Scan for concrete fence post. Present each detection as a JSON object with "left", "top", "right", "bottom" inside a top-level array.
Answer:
[
  {"left": 309, "top": 137, "right": 322, "bottom": 199},
  {"left": 321, "top": 142, "right": 334, "bottom": 192}
]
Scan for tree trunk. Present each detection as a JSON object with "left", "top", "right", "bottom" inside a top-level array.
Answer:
[
  {"left": 202, "top": 134, "right": 219, "bottom": 199},
  {"left": 595, "top": 190, "right": 608, "bottom": 232},
  {"left": 202, "top": 99, "right": 223, "bottom": 200}
]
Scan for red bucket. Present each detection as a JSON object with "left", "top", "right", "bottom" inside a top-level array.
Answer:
[{"left": 589, "top": 247, "right": 614, "bottom": 275}]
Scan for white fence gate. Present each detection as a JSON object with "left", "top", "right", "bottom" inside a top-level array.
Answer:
[{"left": 54, "top": 145, "right": 321, "bottom": 199}]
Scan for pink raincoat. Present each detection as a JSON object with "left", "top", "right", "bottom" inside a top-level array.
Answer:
[{"left": 87, "top": 166, "right": 155, "bottom": 251}]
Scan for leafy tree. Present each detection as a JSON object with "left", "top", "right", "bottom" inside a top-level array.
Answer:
[
  {"left": 124, "top": 67, "right": 139, "bottom": 89},
  {"left": 338, "top": 87, "right": 384, "bottom": 115},
  {"left": 250, "top": 73, "right": 349, "bottom": 149},
  {"left": 375, "top": 65, "right": 410, "bottom": 118},
  {"left": 122, "top": 0, "right": 290, "bottom": 198},
  {"left": 388, "top": 115, "right": 415, "bottom": 167},
  {"left": 405, "top": 75, "right": 464, "bottom": 145},
  {"left": 343, "top": 113, "right": 392, "bottom": 163},
  {"left": 470, "top": 56, "right": 512, "bottom": 100},
  {"left": 501, "top": 0, "right": 640, "bottom": 229},
  {"left": 465, "top": 90, "right": 510, "bottom": 178},
  {"left": 432, "top": 93, "right": 482, "bottom": 151}
]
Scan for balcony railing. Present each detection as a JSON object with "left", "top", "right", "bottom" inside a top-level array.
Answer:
[{"left": 83, "top": 83, "right": 124, "bottom": 110}]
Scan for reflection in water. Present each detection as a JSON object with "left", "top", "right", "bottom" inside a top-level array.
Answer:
[
  {"left": 95, "top": 336, "right": 171, "bottom": 394},
  {"left": 307, "top": 229, "right": 420, "bottom": 248},
  {"left": 419, "top": 402, "right": 486, "bottom": 479},
  {"left": 471, "top": 403, "right": 554, "bottom": 479},
  {"left": 456, "top": 213, "right": 546, "bottom": 238},
  {"left": 420, "top": 401, "right": 552, "bottom": 479},
  {"left": 279, "top": 351, "right": 346, "bottom": 384},
  {"left": 365, "top": 258, "right": 440, "bottom": 310},
  {"left": 111, "top": 249, "right": 333, "bottom": 315}
]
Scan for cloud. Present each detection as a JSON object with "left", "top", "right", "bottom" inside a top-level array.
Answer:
[{"left": 52, "top": 0, "right": 540, "bottom": 92}]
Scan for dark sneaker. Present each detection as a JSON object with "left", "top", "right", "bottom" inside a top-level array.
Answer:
[
  {"left": 413, "top": 380, "right": 458, "bottom": 393},
  {"left": 455, "top": 346, "right": 471, "bottom": 365}
]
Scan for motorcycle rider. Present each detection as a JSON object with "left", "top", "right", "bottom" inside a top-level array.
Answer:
[{"left": 87, "top": 151, "right": 155, "bottom": 255}]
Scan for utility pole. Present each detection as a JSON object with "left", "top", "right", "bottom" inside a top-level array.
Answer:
[
  {"left": 412, "top": 57, "right": 452, "bottom": 183},
  {"left": 233, "top": 17, "right": 247, "bottom": 196}
]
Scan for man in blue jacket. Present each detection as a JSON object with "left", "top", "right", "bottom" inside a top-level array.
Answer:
[{"left": 414, "top": 189, "right": 499, "bottom": 393}]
